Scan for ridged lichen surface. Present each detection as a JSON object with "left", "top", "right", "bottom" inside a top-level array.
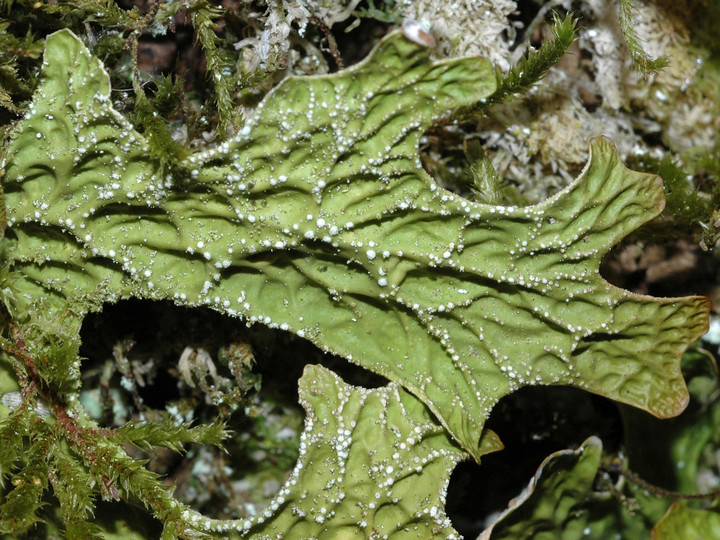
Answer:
[{"left": 0, "top": 28, "right": 710, "bottom": 537}]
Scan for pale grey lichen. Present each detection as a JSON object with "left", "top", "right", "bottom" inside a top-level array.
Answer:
[
  {"left": 704, "top": 315, "right": 720, "bottom": 346},
  {"left": 234, "top": 0, "right": 313, "bottom": 73},
  {"left": 397, "top": 0, "right": 518, "bottom": 70},
  {"left": 304, "top": 0, "right": 364, "bottom": 26},
  {"left": 470, "top": 0, "right": 719, "bottom": 202},
  {"left": 581, "top": 0, "right": 717, "bottom": 153}
]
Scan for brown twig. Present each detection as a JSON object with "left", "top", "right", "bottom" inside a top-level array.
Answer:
[
  {"left": 309, "top": 15, "right": 344, "bottom": 71},
  {"left": 605, "top": 461, "right": 720, "bottom": 500}
]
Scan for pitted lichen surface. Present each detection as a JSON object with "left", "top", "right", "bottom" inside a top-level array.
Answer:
[
  {"left": 181, "top": 365, "right": 467, "bottom": 538},
  {"left": 1, "top": 30, "right": 709, "bottom": 466}
]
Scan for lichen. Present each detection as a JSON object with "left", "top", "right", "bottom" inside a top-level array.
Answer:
[{"left": 0, "top": 2, "right": 716, "bottom": 538}]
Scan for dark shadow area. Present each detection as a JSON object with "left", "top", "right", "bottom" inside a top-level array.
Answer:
[
  {"left": 331, "top": 4, "right": 395, "bottom": 68},
  {"left": 446, "top": 385, "right": 623, "bottom": 538},
  {"left": 33, "top": 497, "right": 163, "bottom": 539},
  {"left": 509, "top": 0, "right": 544, "bottom": 46},
  {"left": 79, "top": 299, "right": 389, "bottom": 520},
  {"left": 93, "top": 500, "right": 164, "bottom": 538},
  {"left": 80, "top": 299, "right": 388, "bottom": 406},
  {"left": 600, "top": 240, "right": 718, "bottom": 299}
]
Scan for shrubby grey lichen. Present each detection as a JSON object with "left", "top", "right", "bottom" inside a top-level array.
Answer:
[{"left": 440, "top": 0, "right": 719, "bottom": 202}]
